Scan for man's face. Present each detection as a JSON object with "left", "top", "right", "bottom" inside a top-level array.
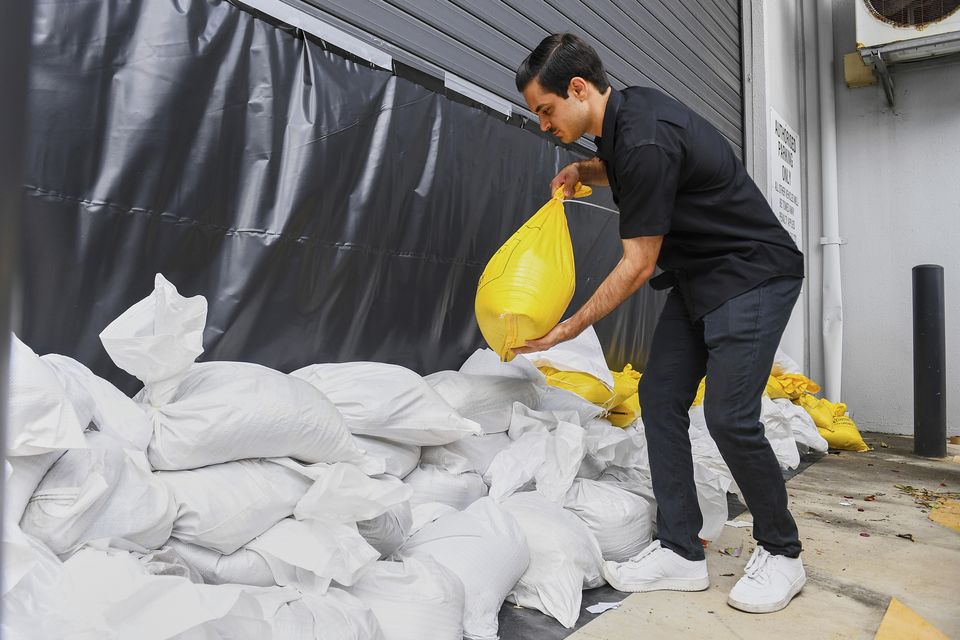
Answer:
[{"left": 522, "top": 78, "right": 589, "bottom": 144}]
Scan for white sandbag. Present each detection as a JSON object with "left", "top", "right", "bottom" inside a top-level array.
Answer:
[
  {"left": 247, "top": 518, "right": 379, "bottom": 589},
  {"left": 486, "top": 407, "right": 584, "bottom": 503},
  {"left": 597, "top": 465, "right": 657, "bottom": 506},
  {"left": 535, "top": 420, "right": 586, "bottom": 504},
  {"left": 501, "top": 492, "right": 604, "bottom": 629},
  {"left": 346, "top": 557, "right": 465, "bottom": 640},
  {"left": 53, "top": 548, "right": 278, "bottom": 638},
  {"left": 403, "top": 465, "right": 487, "bottom": 510},
  {"left": 2, "top": 526, "right": 64, "bottom": 639},
  {"left": 458, "top": 347, "right": 543, "bottom": 381},
  {"left": 758, "top": 396, "right": 803, "bottom": 470},
  {"left": 157, "top": 458, "right": 314, "bottom": 554},
  {"left": 773, "top": 347, "right": 802, "bottom": 375},
  {"left": 420, "top": 432, "right": 511, "bottom": 476},
  {"left": 424, "top": 370, "right": 543, "bottom": 434},
  {"left": 99, "top": 273, "right": 207, "bottom": 399},
  {"left": 7, "top": 334, "right": 86, "bottom": 456},
  {"left": 517, "top": 325, "right": 615, "bottom": 388},
  {"left": 293, "top": 464, "right": 413, "bottom": 525},
  {"left": 42, "top": 353, "right": 153, "bottom": 451},
  {"left": 507, "top": 402, "right": 581, "bottom": 440},
  {"left": 408, "top": 502, "right": 458, "bottom": 538},
  {"left": 167, "top": 538, "right": 278, "bottom": 587},
  {"left": 5, "top": 451, "right": 63, "bottom": 524},
  {"left": 694, "top": 459, "right": 731, "bottom": 542},
  {"left": 485, "top": 429, "right": 547, "bottom": 500},
  {"left": 291, "top": 362, "right": 481, "bottom": 446},
  {"left": 687, "top": 406, "right": 737, "bottom": 493},
  {"left": 21, "top": 431, "right": 176, "bottom": 556},
  {"left": 133, "top": 545, "right": 204, "bottom": 583},
  {"left": 537, "top": 386, "right": 607, "bottom": 425},
  {"left": 765, "top": 396, "right": 829, "bottom": 454},
  {"left": 99, "top": 274, "right": 361, "bottom": 469},
  {"left": 578, "top": 418, "right": 631, "bottom": 479},
  {"left": 141, "top": 361, "right": 363, "bottom": 470},
  {"left": 172, "top": 516, "right": 379, "bottom": 592},
  {"left": 353, "top": 435, "right": 421, "bottom": 479},
  {"left": 264, "top": 588, "right": 385, "bottom": 640},
  {"left": 563, "top": 479, "right": 655, "bottom": 562},
  {"left": 357, "top": 501, "right": 413, "bottom": 559},
  {"left": 399, "top": 497, "right": 529, "bottom": 640}
]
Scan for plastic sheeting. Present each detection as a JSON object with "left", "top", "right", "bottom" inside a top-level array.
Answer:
[{"left": 19, "top": 0, "right": 663, "bottom": 392}]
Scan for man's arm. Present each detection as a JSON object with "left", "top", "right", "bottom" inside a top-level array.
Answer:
[
  {"left": 551, "top": 157, "right": 609, "bottom": 196},
  {"left": 513, "top": 234, "right": 663, "bottom": 354},
  {"left": 574, "top": 157, "right": 609, "bottom": 186}
]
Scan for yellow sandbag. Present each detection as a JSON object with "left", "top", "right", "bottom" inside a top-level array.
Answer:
[
  {"left": 539, "top": 366, "right": 614, "bottom": 406},
  {"left": 609, "top": 364, "right": 641, "bottom": 407},
  {"left": 475, "top": 184, "right": 591, "bottom": 361},
  {"left": 820, "top": 415, "right": 871, "bottom": 452},
  {"left": 691, "top": 378, "right": 706, "bottom": 407},
  {"left": 608, "top": 392, "right": 641, "bottom": 428},
  {"left": 796, "top": 394, "right": 870, "bottom": 452},
  {"left": 765, "top": 373, "right": 820, "bottom": 401}
]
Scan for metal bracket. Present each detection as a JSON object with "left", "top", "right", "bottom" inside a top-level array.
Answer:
[
  {"left": 820, "top": 237, "right": 847, "bottom": 246},
  {"left": 873, "top": 49, "right": 895, "bottom": 108}
]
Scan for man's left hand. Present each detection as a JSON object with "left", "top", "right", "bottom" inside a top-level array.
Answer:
[{"left": 511, "top": 320, "right": 582, "bottom": 355}]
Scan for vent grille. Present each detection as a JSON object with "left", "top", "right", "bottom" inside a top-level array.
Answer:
[{"left": 864, "top": 0, "right": 960, "bottom": 27}]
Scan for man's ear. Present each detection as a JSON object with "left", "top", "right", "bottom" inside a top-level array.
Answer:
[{"left": 568, "top": 77, "right": 589, "bottom": 100}]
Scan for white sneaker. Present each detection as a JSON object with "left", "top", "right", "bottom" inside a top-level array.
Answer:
[
  {"left": 727, "top": 546, "right": 806, "bottom": 613},
  {"left": 602, "top": 540, "right": 709, "bottom": 593}
]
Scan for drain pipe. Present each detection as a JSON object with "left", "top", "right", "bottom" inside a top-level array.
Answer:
[{"left": 816, "top": 0, "right": 845, "bottom": 402}]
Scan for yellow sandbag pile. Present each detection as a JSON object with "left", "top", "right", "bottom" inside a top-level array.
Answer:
[
  {"left": 537, "top": 364, "right": 642, "bottom": 428},
  {"left": 690, "top": 369, "right": 868, "bottom": 452}
]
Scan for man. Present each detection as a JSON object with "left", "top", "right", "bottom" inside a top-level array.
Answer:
[{"left": 512, "top": 33, "right": 806, "bottom": 614}]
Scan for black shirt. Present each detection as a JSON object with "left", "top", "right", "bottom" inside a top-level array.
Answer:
[{"left": 595, "top": 87, "right": 804, "bottom": 320}]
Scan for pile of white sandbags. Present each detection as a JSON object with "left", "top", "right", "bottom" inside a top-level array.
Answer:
[{"left": 4, "top": 274, "right": 830, "bottom": 637}]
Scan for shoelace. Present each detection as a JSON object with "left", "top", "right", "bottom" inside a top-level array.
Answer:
[
  {"left": 743, "top": 547, "right": 773, "bottom": 584},
  {"left": 626, "top": 540, "right": 663, "bottom": 564}
]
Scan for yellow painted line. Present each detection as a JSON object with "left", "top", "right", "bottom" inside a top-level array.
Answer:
[
  {"left": 929, "top": 499, "right": 960, "bottom": 533},
  {"left": 875, "top": 598, "right": 949, "bottom": 640}
]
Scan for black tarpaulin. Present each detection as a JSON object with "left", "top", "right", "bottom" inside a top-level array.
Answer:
[{"left": 18, "top": 0, "right": 663, "bottom": 392}]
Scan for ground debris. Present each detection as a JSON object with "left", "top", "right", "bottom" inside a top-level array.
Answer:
[
  {"left": 895, "top": 484, "right": 960, "bottom": 510},
  {"left": 896, "top": 533, "right": 915, "bottom": 542}
]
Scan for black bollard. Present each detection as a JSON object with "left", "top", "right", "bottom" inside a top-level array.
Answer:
[{"left": 912, "top": 265, "right": 946, "bottom": 457}]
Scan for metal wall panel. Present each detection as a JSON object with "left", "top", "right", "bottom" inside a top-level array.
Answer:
[{"left": 297, "top": 0, "right": 744, "bottom": 155}]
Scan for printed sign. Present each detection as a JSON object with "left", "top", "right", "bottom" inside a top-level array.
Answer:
[{"left": 768, "top": 108, "right": 802, "bottom": 251}]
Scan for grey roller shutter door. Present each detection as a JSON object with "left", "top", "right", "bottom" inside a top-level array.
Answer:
[{"left": 291, "top": 0, "right": 744, "bottom": 157}]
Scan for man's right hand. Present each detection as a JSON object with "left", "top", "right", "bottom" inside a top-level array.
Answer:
[{"left": 550, "top": 163, "right": 581, "bottom": 198}]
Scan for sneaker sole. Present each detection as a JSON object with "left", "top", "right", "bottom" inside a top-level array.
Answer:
[
  {"left": 602, "top": 565, "right": 710, "bottom": 594},
  {"left": 726, "top": 575, "right": 806, "bottom": 614}
]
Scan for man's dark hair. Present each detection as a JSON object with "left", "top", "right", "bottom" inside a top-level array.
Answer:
[{"left": 515, "top": 33, "right": 610, "bottom": 97}]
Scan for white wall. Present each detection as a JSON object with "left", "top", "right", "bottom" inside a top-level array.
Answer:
[{"left": 832, "top": 0, "right": 960, "bottom": 435}]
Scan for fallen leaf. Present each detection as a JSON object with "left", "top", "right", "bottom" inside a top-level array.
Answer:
[
  {"left": 880, "top": 441, "right": 889, "bottom": 448},
  {"left": 719, "top": 546, "right": 743, "bottom": 557},
  {"left": 857, "top": 507, "right": 865, "bottom": 512},
  {"left": 896, "top": 533, "right": 915, "bottom": 542},
  {"left": 865, "top": 495, "right": 877, "bottom": 502},
  {"left": 859, "top": 532, "right": 871, "bottom": 537}
]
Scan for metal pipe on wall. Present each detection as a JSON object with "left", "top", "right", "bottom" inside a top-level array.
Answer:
[{"left": 816, "top": 0, "right": 845, "bottom": 402}]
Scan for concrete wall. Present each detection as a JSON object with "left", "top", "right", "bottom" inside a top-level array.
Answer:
[{"left": 832, "top": 0, "right": 960, "bottom": 435}]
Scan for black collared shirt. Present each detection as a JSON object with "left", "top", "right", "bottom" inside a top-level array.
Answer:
[{"left": 595, "top": 87, "right": 804, "bottom": 320}]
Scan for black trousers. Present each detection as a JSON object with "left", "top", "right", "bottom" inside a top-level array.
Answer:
[{"left": 639, "top": 276, "right": 804, "bottom": 561}]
